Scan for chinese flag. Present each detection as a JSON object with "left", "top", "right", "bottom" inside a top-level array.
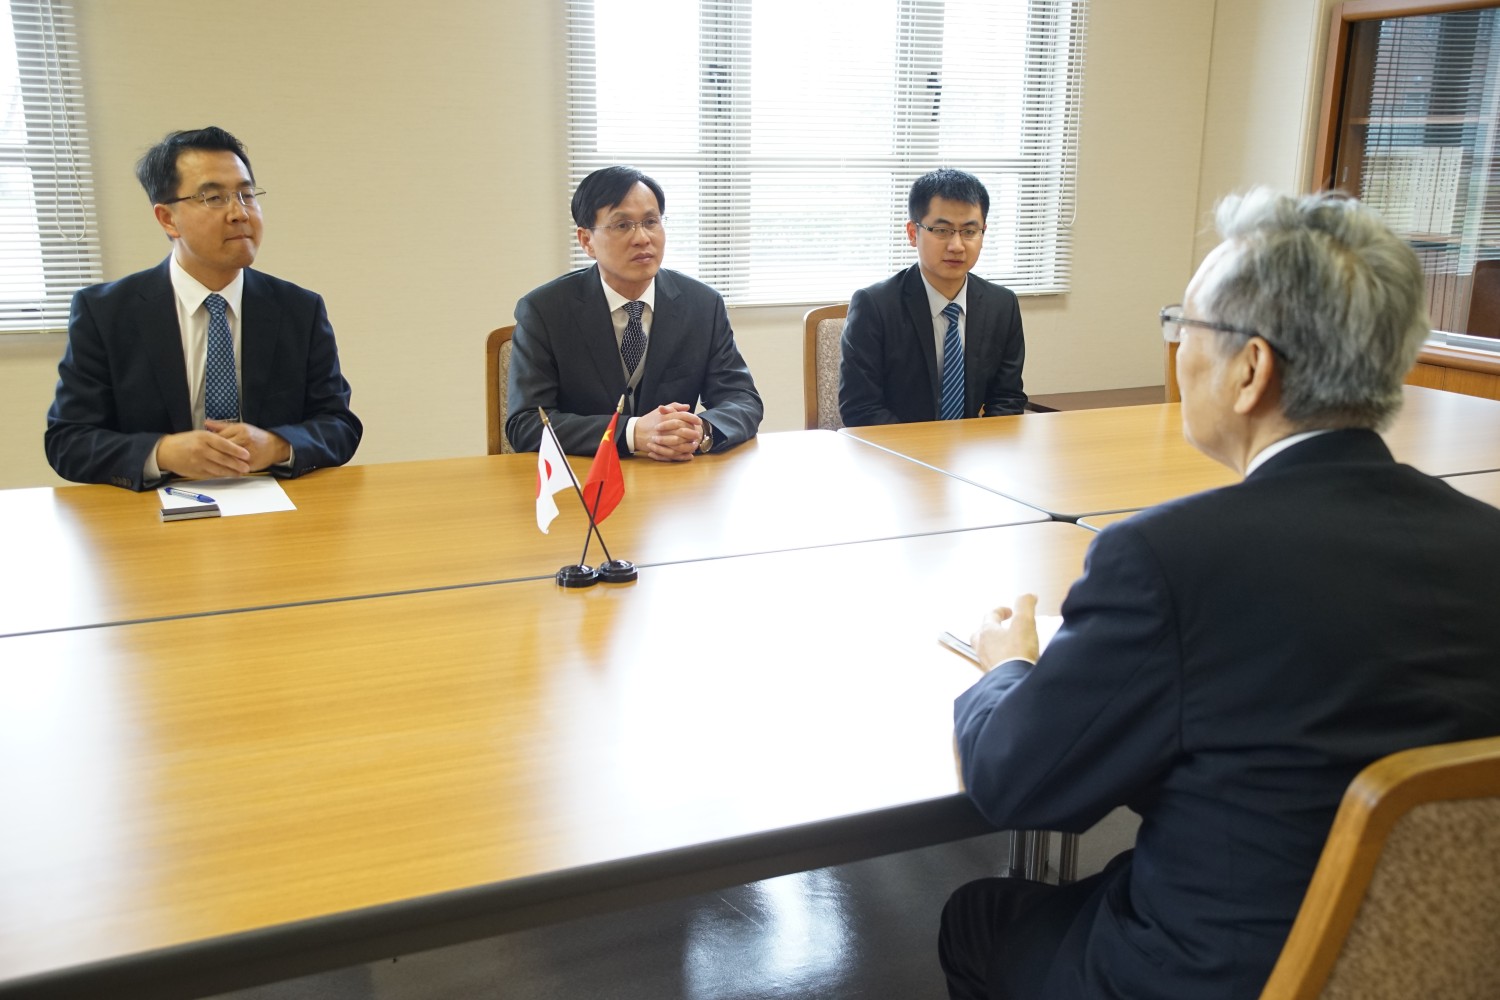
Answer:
[{"left": 581, "top": 410, "right": 625, "bottom": 523}]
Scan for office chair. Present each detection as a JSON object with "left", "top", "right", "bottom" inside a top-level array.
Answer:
[
  {"left": 1466, "top": 259, "right": 1500, "bottom": 339},
  {"left": 1258, "top": 734, "right": 1500, "bottom": 999},
  {"left": 486, "top": 325, "right": 515, "bottom": 455},
  {"left": 803, "top": 304, "right": 848, "bottom": 430}
]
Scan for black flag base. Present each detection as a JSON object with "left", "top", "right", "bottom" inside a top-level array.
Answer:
[
  {"left": 598, "top": 558, "right": 638, "bottom": 584},
  {"left": 556, "top": 564, "right": 601, "bottom": 588}
]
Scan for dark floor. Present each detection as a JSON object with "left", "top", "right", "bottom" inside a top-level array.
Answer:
[{"left": 215, "top": 809, "right": 1137, "bottom": 1000}]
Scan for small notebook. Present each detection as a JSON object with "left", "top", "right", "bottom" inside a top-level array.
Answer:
[{"left": 159, "top": 499, "right": 221, "bottom": 521}]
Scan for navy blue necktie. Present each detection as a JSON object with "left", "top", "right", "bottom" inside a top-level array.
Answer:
[
  {"left": 622, "top": 300, "right": 647, "bottom": 375},
  {"left": 940, "top": 301, "right": 965, "bottom": 420},
  {"left": 204, "top": 293, "right": 239, "bottom": 421}
]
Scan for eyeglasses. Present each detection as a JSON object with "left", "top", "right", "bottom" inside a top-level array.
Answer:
[
  {"left": 163, "top": 188, "right": 266, "bottom": 210},
  {"left": 914, "top": 222, "right": 985, "bottom": 242},
  {"left": 1159, "top": 304, "right": 1294, "bottom": 363},
  {"left": 591, "top": 216, "right": 666, "bottom": 237}
]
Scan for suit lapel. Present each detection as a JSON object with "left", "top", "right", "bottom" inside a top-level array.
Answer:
[
  {"left": 963, "top": 278, "right": 989, "bottom": 415},
  {"left": 636, "top": 269, "right": 683, "bottom": 406},
  {"left": 901, "top": 266, "right": 942, "bottom": 412},
  {"left": 136, "top": 260, "right": 193, "bottom": 432},
  {"left": 239, "top": 269, "right": 282, "bottom": 425},
  {"left": 571, "top": 265, "right": 630, "bottom": 403}
]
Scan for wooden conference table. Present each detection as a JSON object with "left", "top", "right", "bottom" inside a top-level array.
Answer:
[
  {"left": 842, "top": 385, "right": 1500, "bottom": 519},
  {"left": 7, "top": 386, "right": 1499, "bottom": 999},
  {"left": 1446, "top": 470, "right": 1500, "bottom": 508},
  {"left": 0, "top": 430, "right": 1044, "bottom": 638},
  {"left": 0, "top": 433, "right": 1077, "bottom": 999}
]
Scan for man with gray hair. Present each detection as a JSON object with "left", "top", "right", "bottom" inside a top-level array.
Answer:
[{"left": 938, "top": 189, "right": 1500, "bottom": 1000}]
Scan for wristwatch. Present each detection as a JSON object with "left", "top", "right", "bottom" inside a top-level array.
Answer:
[{"left": 698, "top": 421, "right": 714, "bottom": 454}]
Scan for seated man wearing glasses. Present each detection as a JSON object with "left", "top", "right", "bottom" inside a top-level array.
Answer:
[
  {"left": 45, "top": 126, "right": 361, "bottom": 490},
  {"left": 939, "top": 189, "right": 1500, "bottom": 1000},
  {"left": 506, "top": 165, "right": 763, "bottom": 460},
  {"left": 838, "top": 167, "right": 1027, "bottom": 427}
]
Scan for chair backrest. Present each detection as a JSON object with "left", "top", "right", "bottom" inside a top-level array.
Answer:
[
  {"left": 1164, "top": 341, "right": 1180, "bottom": 402},
  {"left": 1258, "top": 734, "right": 1500, "bottom": 1000},
  {"left": 804, "top": 304, "right": 848, "bottom": 430},
  {"left": 1467, "top": 259, "right": 1500, "bottom": 338},
  {"left": 485, "top": 325, "right": 515, "bottom": 455}
]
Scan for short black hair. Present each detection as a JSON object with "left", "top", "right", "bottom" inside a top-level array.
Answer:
[
  {"left": 571, "top": 166, "right": 666, "bottom": 229},
  {"left": 135, "top": 126, "right": 254, "bottom": 205},
  {"left": 908, "top": 167, "right": 989, "bottom": 223}
]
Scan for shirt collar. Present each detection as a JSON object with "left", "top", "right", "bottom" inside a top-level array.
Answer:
[
  {"left": 597, "top": 267, "right": 656, "bottom": 315},
  {"left": 168, "top": 254, "right": 245, "bottom": 316},
  {"left": 1245, "top": 429, "right": 1335, "bottom": 476},
  {"left": 919, "top": 271, "right": 967, "bottom": 318}
]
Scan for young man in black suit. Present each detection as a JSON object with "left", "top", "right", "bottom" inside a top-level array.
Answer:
[
  {"left": 506, "top": 165, "right": 763, "bottom": 459},
  {"left": 45, "top": 126, "right": 361, "bottom": 490},
  {"left": 940, "top": 189, "right": 1500, "bottom": 999},
  {"left": 838, "top": 168, "right": 1027, "bottom": 427}
]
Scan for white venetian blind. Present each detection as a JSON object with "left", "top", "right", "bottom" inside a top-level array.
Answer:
[
  {"left": 565, "top": 0, "right": 1087, "bottom": 305},
  {"left": 1336, "top": 7, "right": 1500, "bottom": 334},
  {"left": 0, "top": 0, "right": 100, "bottom": 333}
]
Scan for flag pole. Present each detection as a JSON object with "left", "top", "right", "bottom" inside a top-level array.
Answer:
[
  {"left": 583, "top": 397, "right": 636, "bottom": 583},
  {"left": 539, "top": 408, "right": 601, "bottom": 588},
  {"left": 580, "top": 479, "right": 618, "bottom": 565},
  {"left": 546, "top": 406, "right": 618, "bottom": 568}
]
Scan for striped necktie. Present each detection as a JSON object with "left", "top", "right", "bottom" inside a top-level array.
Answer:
[
  {"left": 204, "top": 293, "right": 239, "bottom": 421},
  {"left": 621, "top": 300, "right": 647, "bottom": 375},
  {"left": 940, "top": 301, "right": 965, "bottom": 420}
]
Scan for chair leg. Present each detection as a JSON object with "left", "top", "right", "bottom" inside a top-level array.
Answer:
[
  {"left": 1004, "top": 830, "right": 1080, "bottom": 884},
  {"left": 1003, "top": 830, "right": 1028, "bottom": 878},
  {"left": 1057, "top": 832, "right": 1079, "bottom": 885},
  {"left": 1022, "top": 831, "right": 1051, "bottom": 881}
]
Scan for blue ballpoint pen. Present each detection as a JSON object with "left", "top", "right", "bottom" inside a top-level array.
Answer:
[{"left": 164, "top": 486, "right": 216, "bottom": 504}]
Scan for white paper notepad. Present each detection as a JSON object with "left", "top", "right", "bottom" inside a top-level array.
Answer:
[{"left": 158, "top": 477, "right": 297, "bottom": 518}]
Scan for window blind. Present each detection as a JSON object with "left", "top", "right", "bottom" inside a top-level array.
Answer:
[
  {"left": 565, "top": 0, "right": 1088, "bottom": 306},
  {"left": 1339, "top": 7, "right": 1500, "bottom": 333},
  {"left": 1, "top": 0, "right": 100, "bottom": 333}
]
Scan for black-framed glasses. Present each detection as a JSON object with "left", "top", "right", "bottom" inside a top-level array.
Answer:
[
  {"left": 163, "top": 188, "right": 266, "bottom": 210},
  {"left": 590, "top": 216, "right": 665, "bottom": 237},
  {"left": 1159, "top": 304, "right": 1294, "bottom": 363},
  {"left": 914, "top": 221, "right": 985, "bottom": 242}
]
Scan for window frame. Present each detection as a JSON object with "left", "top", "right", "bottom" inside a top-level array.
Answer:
[
  {"left": 564, "top": 0, "right": 1088, "bottom": 307},
  {"left": 0, "top": 0, "right": 102, "bottom": 335}
]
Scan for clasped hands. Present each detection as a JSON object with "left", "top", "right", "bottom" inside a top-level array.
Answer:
[
  {"left": 156, "top": 419, "right": 291, "bottom": 480},
  {"left": 633, "top": 402, "right": 705, "bottom": 462},
  {"left": 970, "top": 593, "right": 1041, "bottom": 671}
]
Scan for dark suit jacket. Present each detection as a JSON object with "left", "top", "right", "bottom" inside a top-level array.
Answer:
[
  {"left": 506, "top": 265, "right": 763, "bottom": 456},
  {"left": 44, "top": 259, "right": 361, "bottom": 490},
  {"left": 954, "top": 430, "right": 1500, "bottom": 1000},
  {"left": 838, "top": 264, "right": 1026, "bottom": 426}
]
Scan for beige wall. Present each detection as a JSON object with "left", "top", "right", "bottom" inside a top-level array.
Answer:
[
  {"left": 1194, "top": 0, "right": 1330, "bottom": 264},
  {"left": 0, "top": 0, "right": 1326, "bottom": 490}
]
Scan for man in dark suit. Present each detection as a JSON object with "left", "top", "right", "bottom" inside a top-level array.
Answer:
[
  {"left": 940, "top": 189, "right": 1500, "bottom": 1000},
  {"left": 506, "top": 165, "right": 762, "bottom": 459},
  {"left": 45, "top": 126, "right": 360, "bottom": 491},
  {"left": 839, "top": 168, "right": 1026, "bottom": 427}
]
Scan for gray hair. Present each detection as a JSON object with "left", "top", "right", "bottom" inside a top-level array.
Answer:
[{"left": 1200, "top": 187, "right": 1429, "bottom": 430}]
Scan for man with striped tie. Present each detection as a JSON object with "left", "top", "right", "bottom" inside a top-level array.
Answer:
[
  {"left": 45, "top": 126, "right": 361, "bottom": 490},
  {"left": 506, "top": 165, "right": 762, "bottom": 461},
  {"left": 839, "top": 168, "right": 1028, "bottom": 427}
]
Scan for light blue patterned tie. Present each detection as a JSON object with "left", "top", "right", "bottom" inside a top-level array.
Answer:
[
  {"left": 204, "top": 293, "right": 239, "bottom": 421},
  {"left": 621, "top": 300, "right": 647, "bottom": 375},
  {"left": 940, "top": 301, "right": 965, "bottom": 420}
]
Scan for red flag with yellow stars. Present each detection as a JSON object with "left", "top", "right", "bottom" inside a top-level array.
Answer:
[{"left": 581, "top": 408, "right": 625, "bottom": 523}]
